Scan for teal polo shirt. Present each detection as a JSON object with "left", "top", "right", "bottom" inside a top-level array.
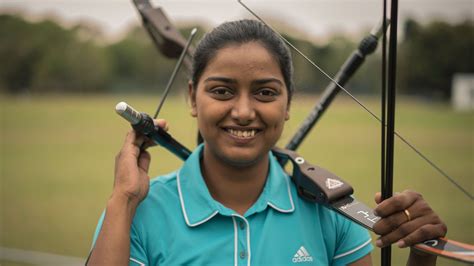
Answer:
[{"left": 92, "top": 144, "right": 373, "bottom": 265}]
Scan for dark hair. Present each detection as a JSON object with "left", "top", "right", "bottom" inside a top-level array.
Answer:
[{"left": 191, "top": 19, "right": 294, "bottom": 103}]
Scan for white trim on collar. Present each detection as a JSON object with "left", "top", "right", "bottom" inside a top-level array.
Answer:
[
  {"left": 267, "top": 174, "right": 295, "bottom": 213},
  {"left": 177, "top": 170, "right": 218, "bottom": 227}
]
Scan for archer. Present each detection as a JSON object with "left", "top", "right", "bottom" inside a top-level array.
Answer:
[{"left": 87, "top": 19, "right": 446, "bottom": 266}]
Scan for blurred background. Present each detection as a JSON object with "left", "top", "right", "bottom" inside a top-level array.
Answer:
[{"left": 1, "top": 0, "right": 473, "bottom": 265}]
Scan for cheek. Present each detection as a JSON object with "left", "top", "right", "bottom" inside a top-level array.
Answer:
[
  {"left": 194, "top": 97, "right": 228, "bottom": 129},
  {"left": 265, "top": 104, "right": 288, "bottom": 130}
]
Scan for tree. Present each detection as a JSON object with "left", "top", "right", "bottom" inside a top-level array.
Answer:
[
  {"left": 398, "top": 19, "right": 474, "bottom": 99},
  {"left": 0, "top": 14, "right": 111, "bottom": 94}
]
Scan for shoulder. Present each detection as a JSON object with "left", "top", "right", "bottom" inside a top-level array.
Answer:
[
  {"left": 131, "top": 171, "right": 182, "bottom": 226},
  {"left": 130, "top": 170, "right": 187, "bottom": 240},
  {"left": 138, "top": 171, "right": 180, "bottom": 208},
  {"left": 150, "top": 171, "right": 179, "bottom": 190}
]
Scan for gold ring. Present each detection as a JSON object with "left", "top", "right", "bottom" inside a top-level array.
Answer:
[{"left": 403, "top": 209, "right": 411, "bottom": 222}]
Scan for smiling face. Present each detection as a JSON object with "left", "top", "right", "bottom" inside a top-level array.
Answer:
[{"left": 190, "top": 42, "right": 290, "bottom": 167}]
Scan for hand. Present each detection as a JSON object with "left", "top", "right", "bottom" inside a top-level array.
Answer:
[
  {"left": 372, "top": 190, "right": 447, "bottom": 249},
  {"left": 112, "top": 119, "right": 168, "bottom": 205}
]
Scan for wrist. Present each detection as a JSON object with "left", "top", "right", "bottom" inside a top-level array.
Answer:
[
  {"left": 108, "top": 192, "right": 140, "bottom": 216},
  {"left": 111, "top": 187, "right": 143, "bottom": 204}
]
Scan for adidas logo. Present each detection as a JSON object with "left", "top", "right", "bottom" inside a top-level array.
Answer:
[{"left": 292, "top": 246, "right": 314, "bottom": 263}]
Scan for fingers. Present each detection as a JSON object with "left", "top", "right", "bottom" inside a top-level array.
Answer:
[
  {"left": 119, "top": 118, "right": 169, "bottom": 152},
  {"left": 115, "top": 118, "right": 169, "bottom": 170},
  {"left": 116, "top": 130, "right": 151, "bottom": 168},
  {"left": 398, "top": 223, "right": 447, "bottom": 247},
  {"left": 373, "top": 189, "right": 447, "bottom": 249},
  {"left": 374, "top": 192, "right": 382, "bottom": 204},
  {"left": 375, "top": 215, "right": 422, "bottom": 247},
  {"left": 375, "top": 216, "right": 447, "bottom": 248},
  {"left": 118, "top": 130, "right": 146, "bottom": 158},
  {"left": 155, "top": 119, "right": 169, "bottom": 131},
  {"left": 138, "top": 150, "right": 151, "bottom": 173},
  {"left": 374, "top": 191, "right": 401, "bottom": 205},
  {"left": 374, "top": 192, "right": 431, "bottom": 235},
  {"left": 374, "top": 190, "right": 421, "bottom": 217},
  {"left": 141, "top": 138, "right": 157, "bottom": 150},
  {"left": 373, "top": 208, "right": 413, "bottom": 235},
  {"left": 140, "top": 119, "right": 169, "bottom": 150},
  {"left": 113, "top": 130, "right": 152, "bottom": 203}
]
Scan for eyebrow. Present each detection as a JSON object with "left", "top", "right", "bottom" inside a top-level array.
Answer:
[
  {"left": 204, "top": 76, "right": 237, "bottom": 84},
  {"left": 252, "top": 78, "right": 283, "bottom": 86},
  {"left": 204, "top": 76, "right": 283, "bottom": 86}
]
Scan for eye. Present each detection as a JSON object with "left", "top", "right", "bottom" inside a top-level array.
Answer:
[
  {"left": 209, "top": 86, "right": 234, "bottom": 100},
  {"left": 255, "top": 88, "right": 279, "bottom": 102}
]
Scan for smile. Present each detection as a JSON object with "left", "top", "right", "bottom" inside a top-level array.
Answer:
[{"left": 226, "top": 128, "right": 258, "bottom": 139}]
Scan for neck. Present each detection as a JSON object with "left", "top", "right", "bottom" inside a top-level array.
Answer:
[{"left": 201, "top": 145, "right": 269, "bottom": 216}]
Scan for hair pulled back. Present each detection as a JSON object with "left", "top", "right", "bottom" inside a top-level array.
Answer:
[{"left": 191, "top": 19, "right": 294, "bottom": 103}]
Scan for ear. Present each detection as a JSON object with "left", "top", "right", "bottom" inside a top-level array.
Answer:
[
  {"left": 188, "top": 81, "right": 197, "bottom": 117},
  {"left": 285, "top": 104, "right": 290, "bottom": 121}
]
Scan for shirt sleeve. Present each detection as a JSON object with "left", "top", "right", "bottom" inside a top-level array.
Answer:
[
  {"left": 332, "top": 215, "right": 373, "bottom": 266},
  {"left": 129, "top": 223, "right": 148, "bottom": 266},
  {"left": 90, "top": 211, "right": 148, "bottom": 266},
  {"left": 91, "top": 211, "right": 105, "bottom": 248}
]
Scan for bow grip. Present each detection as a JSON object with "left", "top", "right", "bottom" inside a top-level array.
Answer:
[
  {"left": 130, "top": 112, "right": 191, "bottom": 160},
  {"left": 272, "top": 147, "right": 354, "bottom": 204}
]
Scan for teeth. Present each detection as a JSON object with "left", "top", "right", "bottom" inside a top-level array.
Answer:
[{"left": 227, "top": 129, "right": 256, "bottom": 138}]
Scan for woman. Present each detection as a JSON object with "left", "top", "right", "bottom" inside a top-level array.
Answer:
[{"left": 88, "top": 20, "right": 446, "bottom": 265}]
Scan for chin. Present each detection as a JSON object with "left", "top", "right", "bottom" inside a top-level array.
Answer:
[
  {"left": 224, "top": 155, "right": 263, "bottom": 168},
  {"left": 215, "top": 146, "right": 269, "bottom": 168}
]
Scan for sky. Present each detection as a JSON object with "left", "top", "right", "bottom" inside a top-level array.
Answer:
[{"left": 1, "top": 0, "right": 473, "bottom": 41}]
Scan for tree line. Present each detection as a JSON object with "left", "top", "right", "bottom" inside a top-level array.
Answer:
[{"left": 0, "top": 14, "right": 472, "bottom": 100}]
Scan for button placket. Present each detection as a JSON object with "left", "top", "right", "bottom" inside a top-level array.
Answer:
[
  {"left": 233, "top": 215, "right": 250, "bottom": 266},
  {"left": 239, "top": 221, "right": 245, "bottom": 230},
  {"left": 238, "top": 219, "right": 247, "bottom": 263}
]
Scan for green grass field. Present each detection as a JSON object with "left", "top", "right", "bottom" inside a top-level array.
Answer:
[{"left": 1, "top": 94, "right": 473, "bottom": 265}]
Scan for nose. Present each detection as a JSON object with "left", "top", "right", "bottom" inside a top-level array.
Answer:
[{"left": 230, "top": 95, "right": 256, "bottom": 125}]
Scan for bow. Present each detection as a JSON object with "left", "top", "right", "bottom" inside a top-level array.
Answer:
[{"left": 124, "top": 0, "right": 474, "bottom": 264}]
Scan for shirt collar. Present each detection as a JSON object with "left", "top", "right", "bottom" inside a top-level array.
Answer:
[{"left": 177, "top": 144, "right": 295, "bottom": 227}]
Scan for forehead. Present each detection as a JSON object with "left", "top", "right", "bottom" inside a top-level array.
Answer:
[{"left": 200, "top": 42, "right": 283, "bottom": 80}]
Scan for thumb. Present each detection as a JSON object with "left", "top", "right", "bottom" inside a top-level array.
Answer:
[
  {"left": 138, "top": 150, "right": 151, "bottom": 173},
  {"left": 154, "top": 119, "right": 169, "bottom": 131}
]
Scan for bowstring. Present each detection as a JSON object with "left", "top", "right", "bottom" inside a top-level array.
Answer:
[{"left": 237, "top": 0, "right": 474, "bottom": 201}]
